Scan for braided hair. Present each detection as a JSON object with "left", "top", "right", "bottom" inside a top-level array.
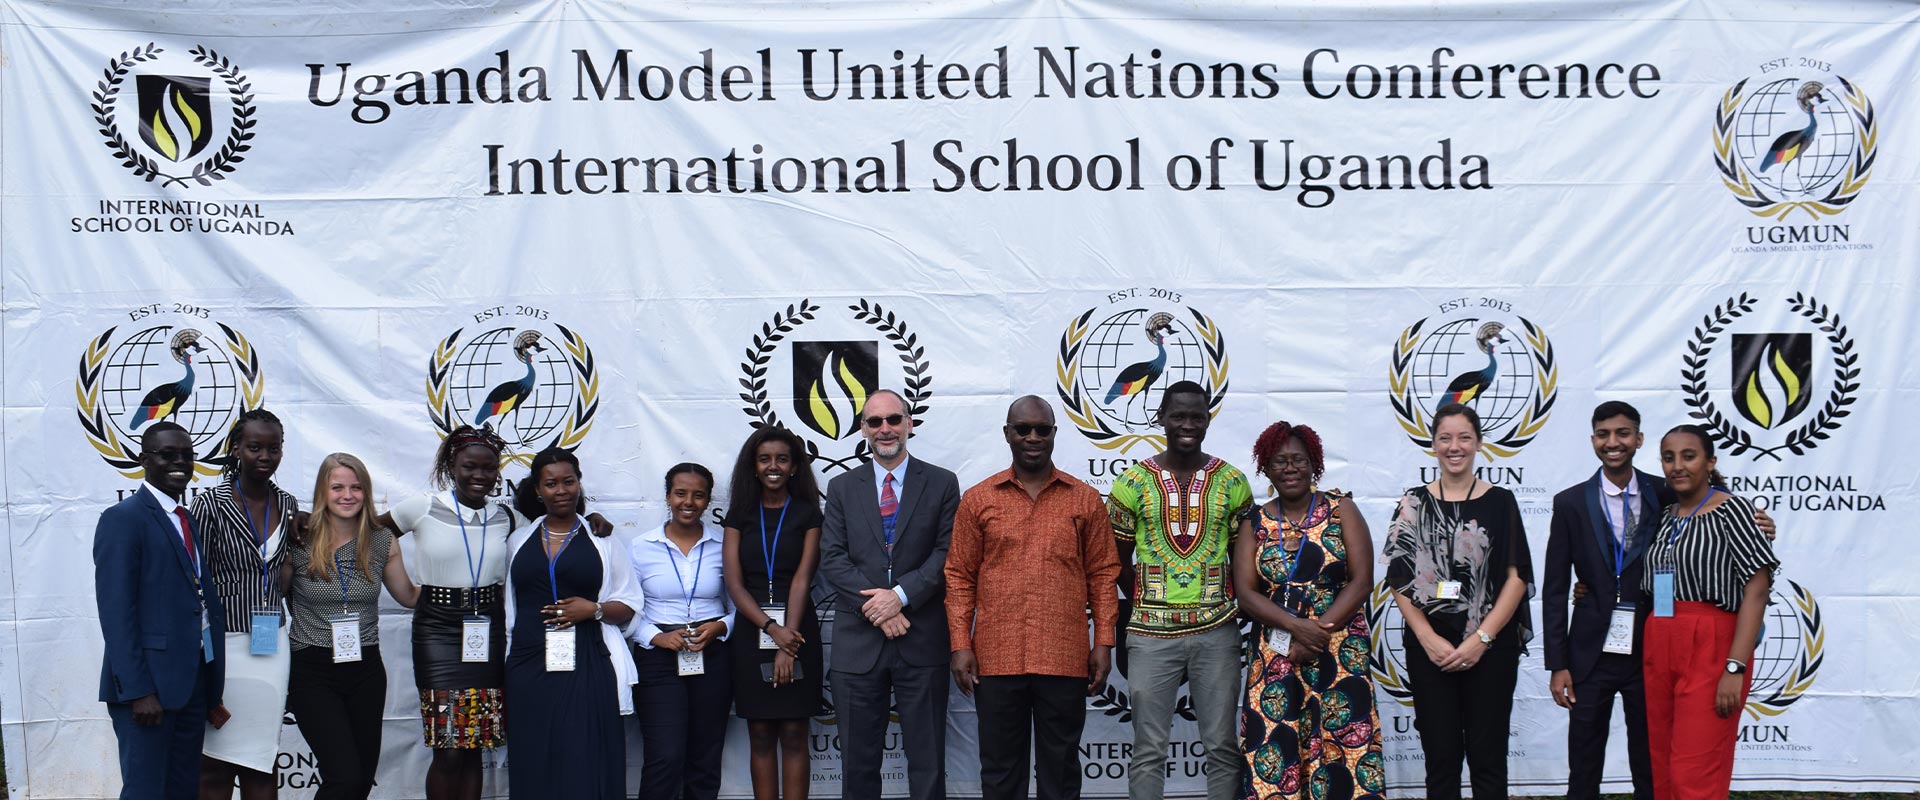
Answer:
[
  {"left": 1251, "top": 420, "right": 1326, "bottom": 484},
  {"left": 221, "top": 408, "right": 283, "bottom": 480},
  {"left": 431, "top": 424, "right": 507, "bottom": 490}
]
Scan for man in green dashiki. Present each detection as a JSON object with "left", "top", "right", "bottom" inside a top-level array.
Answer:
[{"left": 1108, "top": 381, "right": 1251, "bottom": 800}]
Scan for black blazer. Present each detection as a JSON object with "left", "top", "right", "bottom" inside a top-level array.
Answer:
[
  {"left": 818, "top": 456, "right": 959, "bottom": 674},
  {"left": 1542, "top": 468, "right": 1672, "bottom": 683},
  {"left": 94, "top": 486, "right": 227, "bottom": 709}
]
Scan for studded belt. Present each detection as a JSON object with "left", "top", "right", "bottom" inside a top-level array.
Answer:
[{"left": 422, "top": 584, "right": 501, "bottom": 609}]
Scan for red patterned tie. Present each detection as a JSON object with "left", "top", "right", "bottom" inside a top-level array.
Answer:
[
  {"left": 880, "top": 473, "right": 899, "bottom": 551},
  {"left": 175, "top": 506, "right": 196, "bottom": 573}
]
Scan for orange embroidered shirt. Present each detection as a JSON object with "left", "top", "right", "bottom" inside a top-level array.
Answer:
[{"left": 945, "top": 468, "right": 1122, "bottom": 678}]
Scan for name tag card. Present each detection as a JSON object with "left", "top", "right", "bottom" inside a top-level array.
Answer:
[
  {"left": 1604, "top": 604, "right": 1636, "bottom": 655},
  {"left": 677, "top": 647, "right": 705, "bottom": 677},
  {"left": 201, "top": 619, "right": 216, "bottom": 663},
  {"left": 462, "top": 616, "right": 491, "bottom": 663},
  {"left": 1436, "top": 580, "right": 1464, "bottom": 600},
  {"left": 544, "top": 628, "right": 575, "bottom": 672},
  {"left": 1652, "top": 568, "right": 1676, "bottom": 618},
  {"left": 760, "top": 605, "right": 785, "bottom": 650},
  {"left": 1267, "top": 626, "right": 1292, "bottom": 655},
  {"left": 330, "top": 613, "right": 362, "bottom": 663},
  {"left": 249, "top": 609, "right": 281, "bottom": 656}
]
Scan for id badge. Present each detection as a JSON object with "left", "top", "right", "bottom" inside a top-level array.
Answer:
[
  {"left": 1652, "top": 567, "right": 1676, "bottom": 618},
  {"left": 249, "top": 608, "right": 281, "bottom": 656},
  {"left": 201, "top": 619, "right": 216, "bottom": 663},
  {"left": 677, "top": 647, "right": 706, "bottom": 676},
  {"left": 760, "top": 605, "right": 785, "bottom": 650},
  {"left": 1436, "top": 580, "right": 1464, "bottom": 600},
  {"left": 330, "top": 613, "right": 362, "bottom": 663},
  {"left": 1267, "top": 626, "right": 1292, "bottom": 655},
  {"left": 1604, "top": 603, "right": 1636, "bottom": 655},
  {"left": 461, "top": 616, "right": 491, "bottom": 663},
  {"left": 544, "top": 628, "right": 576, "bottom": 672}
]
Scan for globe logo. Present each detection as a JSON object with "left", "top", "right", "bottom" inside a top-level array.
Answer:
[
  {"left": 1390, "top": 313, "right": 1557, "bottom": 458},
  {"left": 1077, "top": 309, "right": 1211, "bottom": 428},
  {"left": 447, "top": 328, "right": 575, "bottom": 449},
  {"left": 1363, "top": 583, "right": 1416, "bottom": 705},
  {"left": 1732, "top": 79, "right": 1856, "bottom": 196},
  {"left": 77, "top": 321, "right": 265, "bottom": 478},
  {"left": 1745, "top": 580, "right": 1824, "bottom": 715},
  {"left": 1406, "top": 319, "right": 1535, "bottom": 434}
]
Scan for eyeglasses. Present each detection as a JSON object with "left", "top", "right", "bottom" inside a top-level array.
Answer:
[
  {"left": 862, "top": 414, "right": 906, "bottom": 429},
  {"left": 1007, "top": 423, "right": 1056, "bottom": 437},
  {"left": 1267, "top": 455, "right": 1312, "bottom": 469}
]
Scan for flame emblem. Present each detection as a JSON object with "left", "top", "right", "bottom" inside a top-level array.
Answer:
[
  {"left": 791, "top": 341, "right": 879, "bottom": 440},
  {"left": 1731, "top": 333, "right": 1813, "bottom": 430},
  {"left": 135, "top": 75, "right": 214, "bottom": 162}
]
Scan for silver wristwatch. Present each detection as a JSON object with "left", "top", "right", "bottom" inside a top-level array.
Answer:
[
  {"left": 592, "top": 602, "right": 604, "bottom": 622},
  {"left": 1475, "top": 629, "right": 1494, "bottom": 645}
]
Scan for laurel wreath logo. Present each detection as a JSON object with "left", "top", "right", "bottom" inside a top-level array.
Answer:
[
  {"left": 1056, "top": 306, "right": 1229, "bottom": 453},
  {"left": 1681, "top": 292, "right": 1856, "bottom": 461},
  {"left": 92, "top": 43, "right": 257, "bottom": 188},
  {"left": 1363, "top": 581, "right": 1415, "bottom": 706},
  {"left": 1388, "top": 316, "right": 1557, "bottom": 459},
  {"left": 75, "top": 322, "right": 264, "bottom": 479},
  {"left": 1713, "top": 76, "right": 1877, "bottom": 221},
  {"left": 738, "top": 299, "right": 933, "bottom": 472},
  {"left": 1748, "top": 580, "right": 1823, "bottom": 718},
  {"left": 426, "top": 324, "right": 599, "bottom": 466}
]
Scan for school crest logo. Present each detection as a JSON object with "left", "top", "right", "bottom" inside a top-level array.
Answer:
[
  {"left": 1747, "top": 581, "right": 1824, "bottom": 717},
  {"left": 738, "top": 299, "right": 933, "bottom": 472},
  {"left": 1713, "top": 67, "right": 1877, "bottom": 222},
  {"left": 92, "top": 43, "right": 257, "bottom": 187},
  {"left": 1055, "top": 291, "right": 1229, "bottom": 454},
  {"left": 426, "top": 308, "right": 599, "bottom": 465},
  {"left": 1387, "top": 300, "right": 1558, "bottom": 458},
  {"left": 75, "top": 309, "right": 265, "bottom": 479},
  {"left": 1681, "top": 292, "right": 1856, "bottom": 461}
]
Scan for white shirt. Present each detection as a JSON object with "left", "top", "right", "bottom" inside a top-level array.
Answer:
[
  {"left": 1600, "top": 472, "right": 1636, "bottom": 547},
  {"left": 628, "top": 523, "right": 734, "bottom": 648},
  {"left": 388, "top": 493, "right": 522, "bottom": 587},
  {"left": 869, "top": 455, "right": 913, "bottom": 608},
  {"left": 143, "top": 481, "right": 187, "bottom": 542}
]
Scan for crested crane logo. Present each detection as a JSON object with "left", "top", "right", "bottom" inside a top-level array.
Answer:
[
  {"left": 1714, "top": 60, "right": 1879, "bottom": 252},
  {"left": 738, "top": 299, "right": 933, "bottom": 472},
  {"left": 92, "top": 43, "right": 256, "bottom": 187},
  {"left": 1388, "top": 299, "right": 1558, "bottom": 461},
  {"left": 1055, "top": 289, "right": 1229, "bottom": 457},
  {"left": 426, "top": 307, "right": 599, "bottom": 466},
  {"left": 75, "top": 306, "right": 265, "bottom": 480}
]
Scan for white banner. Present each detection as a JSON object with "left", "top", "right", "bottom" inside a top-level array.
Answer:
[{"left": 2, "top": 0, "right": 1917, "bottom": 796}]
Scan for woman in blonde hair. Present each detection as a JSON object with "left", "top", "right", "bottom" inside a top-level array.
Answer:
[{"left": 282, "top": 453, "right": 419, "bottom": 800}]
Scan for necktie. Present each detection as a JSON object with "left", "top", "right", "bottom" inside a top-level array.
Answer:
[
  {"left": 880, "top": 473, "right": 899, "bottom": 550},
  {"left": 175, "top": 506, "right": 197, "bottom": 575}
]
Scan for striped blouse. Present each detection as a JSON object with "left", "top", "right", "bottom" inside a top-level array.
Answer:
[
  {"left": 190, "top": 480, "right": 301, "bottom": 634},
  {"left": 1640, "top": 492, "right": 1780, "bottom": 613}
]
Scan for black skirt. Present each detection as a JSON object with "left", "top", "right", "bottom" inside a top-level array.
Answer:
[
  {"left": 728, "top": 602, "right": 824, "bottom": 720},
  {"left": 413, "top": 585, "right": 507, "bottom": 690}
]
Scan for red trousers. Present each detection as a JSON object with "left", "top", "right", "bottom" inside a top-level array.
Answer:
[{"left": 1643, "top": 601, "right": 1749, "bottom": 799}]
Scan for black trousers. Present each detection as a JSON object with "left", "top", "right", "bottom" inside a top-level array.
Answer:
[
  {"left": 287, "top": 645, "right": 386, "bottom": 800},
  {"left": 634, "top": 643, "right": 734, "bottom": 800},
  {"left": 1567, "top": 652, "right": 1654, "bottom": 800},
  {"left": 1404, "top": 637, "right": 1519, "bottom": 800},
  {"left": 975, "top": 674, "right": 1086, "bottom": 800},
  {"left": 832, "top": 640, "right": 949, "bottom": 800}
]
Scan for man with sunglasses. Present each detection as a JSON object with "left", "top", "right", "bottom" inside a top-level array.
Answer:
[
  {"left": 946, "top": 396, "right": 1120, "bottom": 800},
  {"left": 819, "top": 389, "right": 962, "bottom": 800}
]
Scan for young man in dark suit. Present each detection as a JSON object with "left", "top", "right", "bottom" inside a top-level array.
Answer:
[
  {"left": 818, "top": 389, "right": 961, "bottom": 800},
  {"left": 95, "top": 422, "right": 226, "bottom": 800}
]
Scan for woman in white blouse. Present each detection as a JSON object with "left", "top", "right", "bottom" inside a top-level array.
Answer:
[{"left": 629, "top": 463, "right": 735, "bottom": 800}]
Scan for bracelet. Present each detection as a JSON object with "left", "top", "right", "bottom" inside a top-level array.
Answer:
[{"left": 761, "top": 618, "right": 777, "bottom": 631}]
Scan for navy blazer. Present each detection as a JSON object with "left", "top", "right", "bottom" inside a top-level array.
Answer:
[
  {"left": 1542, "top": 468, "right": 1672, "bottom": 683},
  {"left": 95, "top": 486, "right": 226, "bottom": 709},
  {"left": 818, "top": 457, "right": 959, "bottom": 674}
]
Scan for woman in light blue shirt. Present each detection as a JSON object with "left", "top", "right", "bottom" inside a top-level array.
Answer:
[{"left": 629, "top": 463, "right": 735, "bottom": 800}]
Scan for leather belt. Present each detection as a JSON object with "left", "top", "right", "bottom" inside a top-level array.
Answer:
[{"left": 422, "top": 584, "right": 501, "bottom": 609}]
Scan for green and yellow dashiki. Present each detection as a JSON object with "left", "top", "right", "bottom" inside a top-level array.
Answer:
[{"left": 1109, "top": 455, "right": 1252, "bottom": 638}]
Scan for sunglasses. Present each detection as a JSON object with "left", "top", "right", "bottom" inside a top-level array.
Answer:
[
  {"left": 862, "top": 414, "right": 906, "bottom": 429},
  {"left": 1007, "top": 423, "right": 1056, "bottom": 437}
]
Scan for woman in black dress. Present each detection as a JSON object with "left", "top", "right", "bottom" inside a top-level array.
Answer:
[
  {"left": 721, "top": 427, "right": 824, "bottom": 800},
  {"left": 503, "top": 448, "right": 639, "bottom": 799}
]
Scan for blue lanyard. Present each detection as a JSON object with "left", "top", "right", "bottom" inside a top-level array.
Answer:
[
  {"left": 1598, "top": 473, "right": 1633, "bottom": 588},
  {"left": 238, "top": 484, "right": 276, "bottom": 602},
  {"left": 543, "top": 518, "right": 582, "bottom": 605},
  {"left": 452, "top": 492, "right": 489, "bottom": 595},
  {"left": 1666, "top": 487, "right": 1719, "bottom": 548},
  {"left": 1273, "top": 492, "right": 1318, "bottom": 612},
  {"left": 759, "top": 500, "right": 789, "bottom": 604},
  {"left": 659, "top": 536, "right": 707, "bottom": 622}
]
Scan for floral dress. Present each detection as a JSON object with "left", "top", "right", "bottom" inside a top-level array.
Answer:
[{"left": 1240, "top": 490, "right": 1385, "bottom": 800}]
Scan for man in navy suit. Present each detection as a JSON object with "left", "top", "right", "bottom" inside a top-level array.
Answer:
[
  {"left": 819, "top": 389, "right": 960, "bottom": 800},
  {"left": 95, "top": 422, "right": 226, "bottom": 800}
]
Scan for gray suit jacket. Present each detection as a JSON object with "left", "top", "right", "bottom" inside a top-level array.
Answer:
[{"left": 819, "top": 457, "right": 960, "bottom": 673}]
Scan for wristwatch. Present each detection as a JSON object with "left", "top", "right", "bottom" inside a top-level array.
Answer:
[
  {"left": 1475, "top": 629, "right": 1493, "bottom": 645},
  {"left": 1725, "top": 659, "right": 1747, "bottom": 675},
  {"left": 592, "top": 602, "right": 604, "bottom": 622}
]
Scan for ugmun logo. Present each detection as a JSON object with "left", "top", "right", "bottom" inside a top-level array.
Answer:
[
  {"left": 738, "top": 299, "right": 933, "bottom": 472},
  {"left": 75, "top": 308, "right": 265, "bottom": 479},
  {"left": 1680, "top": 292, "right": 1857, "bottom": 462},
  {"left": 92, "top": 43, "right": 256, "bottom": 187},
  {"left": 1387, "top": 299, "right": 1558, "bottom": 459},
  {"left": 426, "top": 308, "right": 600, "bottom": 465},
  {"left": 1054, "top": 291, "right": 1229, "bottom": 454},
  {"left": 1712, "top": 64, "right": 1878, "bottom": 221}
]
